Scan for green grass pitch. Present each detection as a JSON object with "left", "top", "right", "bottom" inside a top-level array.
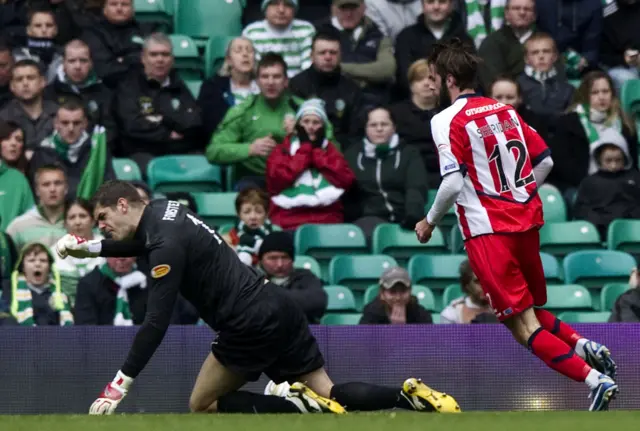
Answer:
[{"left": 3, "top": 411, "right": 640, "bottom": 431}]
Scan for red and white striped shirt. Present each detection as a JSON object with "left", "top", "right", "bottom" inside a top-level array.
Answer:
[{"left": 431, "top": 95, "right": 550, "bottom": 239}]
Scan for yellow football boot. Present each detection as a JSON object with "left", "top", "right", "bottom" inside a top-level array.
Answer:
[
  {"left": 287, "top": 382, "right": 347, "bottom": 414},
  {"left": 401, "top": 378, "right": 462, "bottom": 413}
]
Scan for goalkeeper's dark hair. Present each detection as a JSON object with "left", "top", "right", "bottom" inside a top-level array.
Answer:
[
  {"left": 92, "top": 180, "right": 145, "bottom": 209},
  {"left": 427, "top": 38, "right": 481, "bottom": 91}
]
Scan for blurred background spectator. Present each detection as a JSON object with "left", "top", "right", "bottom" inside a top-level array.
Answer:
[
  {"left": 0, "top": 39, "right": 14, "bottom": 109},
  {"left": 13, "top": 7, "right": 62, "bottom": 84},
  {"left": 243, "top": 0, "right": 330, "bottom": 27},
  {"left": 601, "top": 0, "right": 640, "bottom": 92},
  {"left": 360, "top": 266, "right": 432, "bottom": 324},
  {"left": 0, "top": 126, "right": 33, "bottom": 231},
  {"left": 0, "top": 119, "right": 28, "bottom": 174},
  {"left": 440, "top": 259, "right": 494, "bottom": 324},
  {"left": 364, "top": 0, "right": 422, "bottom": 43},
  {"left": 609, "top": 268, "right": 640, "bottom": 322}
]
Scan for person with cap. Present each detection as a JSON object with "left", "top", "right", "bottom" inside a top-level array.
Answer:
[
  {"left": 242, "top": 0, "right": 316, "bottom": 78},
  {"left": 360, "top": 266, "right": 432, "bottom": 324},
  {"left": 267, "top": 98, "right": 355, "bottom": 231},
  {"left": 258, "top": 231, "right": 328, "bottom": 324}
]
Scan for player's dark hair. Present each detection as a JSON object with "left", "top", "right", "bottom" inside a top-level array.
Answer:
[
  {"left": 312, "top": 27, "right": 341, "bottom": 49},
  {"left": 34, "top": 163, "right": 67, "bottom": 185},
  {"left": 92, "top": 180, "right": 144, "bottom": 209},
  {"left": 64, "top": 198, "right": 95, "bottom": 222},
  {"left": 427, "top": 38, "right": 480, "bottom": 91},
  {"left": 12, "top": 59, "right": 44, "bottom": 76},
  {"left": 459, "top": 259, "right": 476, "bottom": 295},
  {"left": 257, "top": 52, "right": 288, "bottom": 76},
  {"left": 235, "top": 187, "right": 269, "bottom": 213},
  {"left": 489, "top": 74, "right": 522, "bottom": 98}
]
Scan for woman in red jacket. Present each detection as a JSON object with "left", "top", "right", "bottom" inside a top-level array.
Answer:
[{"left": 266, "top": 98, "right": 355, "bottom": 231}]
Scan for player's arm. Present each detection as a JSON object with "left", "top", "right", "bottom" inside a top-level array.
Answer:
[
  {"left": 516, "top": 112, "right": 554, "bottom": 184},
  {"left": 88, "top": 240, "right": 185, "bottom": 415},
  {"left": 55, "top": 234, "right": 147, "bottom": 259}
]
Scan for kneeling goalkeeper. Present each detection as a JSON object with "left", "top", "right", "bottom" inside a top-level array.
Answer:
[{"left": 57, "top": 180, "right": 460, "bottom": 414}]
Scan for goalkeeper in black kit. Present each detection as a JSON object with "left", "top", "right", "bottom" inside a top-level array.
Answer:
[{"left": 56, "top": 180, "right": 461, "bottom": 415}]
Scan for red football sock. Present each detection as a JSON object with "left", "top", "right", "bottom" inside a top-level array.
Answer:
[
  {"left": 534, "top": 308, "right": 581, "bottom": 348},
  {"left": 527, "top": 328, "right": 591, "bottom": 382}
]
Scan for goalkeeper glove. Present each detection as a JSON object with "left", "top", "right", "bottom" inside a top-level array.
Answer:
[
  {"left": 55, "top": 234, "right": 102, "bottom": 259},
  {"left": 89, "top": 370, "right": 133, "bottom": 415}
]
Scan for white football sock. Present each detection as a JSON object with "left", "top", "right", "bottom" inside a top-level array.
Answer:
[
  {"left": 585, "top": 368, "right": 601, "bottom": 390},
  {"left": 575, "top": 338, "right": 588, "bottom": 359}
]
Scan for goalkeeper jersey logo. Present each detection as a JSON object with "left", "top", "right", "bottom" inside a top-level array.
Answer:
[{"left": 151, "top": 264, "right": 171, "bottom": 279}]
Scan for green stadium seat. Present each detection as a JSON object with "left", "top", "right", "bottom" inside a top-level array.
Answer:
[
  {"left": 218, "top": 224, "right": 233, "bottom": 235},
  {"left": 558, "top": 311, "right": 611, "bottom": 323},
  {"left": 408, "top": 254, "right": 467, "bottom": 290},
  {"left": 329, "top": 255, "right": 398, "bottom": 292},
  {"left": 112, "top": 158, "right": 142, "bottom": 181},
  {"left": 539, "top": 221, "right": 601, "bottom": 256},
  {"left": 191, "top": 192, "right": 236, "bottom": 227},
  {"left": 442, "top": 284, "right": 463, "bottom": 306},
  {"left": 620, "top": 79, "right": 640, "bottom": 115},
  {"left": 371, "top": 223, "right": 447, "bottom": 265},
  {"left": 363, "top": 284, "right": 379, "bottom": 306},
  {"left": 324, "top": 285, "right": 357, "bottom": 312},
  {"left": 412, "top": 285, "right": 437, "bottom": 311},
  {"left": 569, "top": 79, "right": 581, "bottom": 89},
  {"left": 205, "top": 35, "right": 236, "bottom": 78},
  {"left": 544, "top": 284, "right": 593, "bottom": 311},
  {"left": 293, "top": 255, "right": 321, "bottom": 279},
  {"left": 147, "top": 155, "right": 223, "bottom": 192},
  {"left": 426, "top": 190, "right": 457, "bottom": 226},
  {"left": 169, "top": 34, "right": 203, "bottom": 80},
  {"left": 174, "top": 0, "right": 243, "bottom": 42},
  {"left": 134, "top": 0, "right": 172, "bottom": 32},
  {"left": 540, "top": 252, "right": 563, "bottom": 283},
  {"left": 563, "top": 250, "right": 636, "bottom": 289},
  {"left": 184, "top": 80, "right": 202, "bottom": 98},
  {"left": 449, "top": 226, "right": 464, "bottom": 254},
  {"left": 607, "top": 219, "right": 640, "bottom": 253},
  {"left": 601, "top": 283, "right": 630, "bottom": 311},
  {"left": 321, "top": 313, "right": 361, "bottom": 325},
  {"left": 538, "top": 184, "right": 567, "bottom": 222}
]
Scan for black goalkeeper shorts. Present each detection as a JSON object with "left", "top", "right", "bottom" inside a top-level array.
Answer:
[{"left": 211, "top": 283, "right": 325, "bottom": 384}]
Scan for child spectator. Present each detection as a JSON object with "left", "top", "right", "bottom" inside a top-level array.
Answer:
[
  {"left": 440, "top": 259, "right": 494, "bottom": 324},
  {"left": 517, "top": 32, "right": 573, "bottom": 121},
  {"left": 1, "top": 242, "right": 73, "bottom": 326},
  {"left": 609, "top": 268, "right": 640, "bottom": 322}
]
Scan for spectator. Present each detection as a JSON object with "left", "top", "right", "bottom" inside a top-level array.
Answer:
[
  {"left": 13, "top": 7, "right": 62, "bottom": 84},
  {"left": 344, "top": 106, "right": 427, "bottom": 239},
  {"left": 74, "top": 256, "right": 147, "bottom": 325},
  {"left": 0, "top": 59, "right": 57, "bottom": 150},
  {"left": 113, "top": 32, "right": 202, "bottom": 171},
  {"left": 267, "top": 98, "right": 355, "bottom": 231},
  {"left": 0, "top": 132, "right": 33, "bottom": 231},
  {"left": 242, "top": 0, "right": 315, "bottom": 78},
  {"left": 609, "top": 268, "right": 640, "bottom": 322},
  {"left": 81, "top": 0, "right": 146, "bottom": 88},
  {"left": 197, "top": 37, "right": 259, "bottom": 142},
  {"left": 54, "top": 198, "right": 104, "bottom": 305},
  {"left": 360, "top": 266, "right": 432, "bottom": 324},
  {"left": 0, "top": 39, "right": 14, "bottom": 109},
  {"left": 364, "top": 0, "right": 422, "bottom": 43},
  {"left": 600, "top": 0, "right": 640, "bottom": 92},
  {"left": 389, "top": 59, "right": 439, "bottom": 187},
  {"left": 243, "top": 0, "right": 330, "bottom": 27},
  {"left": 30, "top": 98, "right": 115, "bottom": 199},
  {"left": 221, "top": 187, "right": 275, "bottom": 267},
  {"left": 0, "top": 119, "right": 28, "bottom": 174},
  {"left": 6, "top": 164, "right": 67, "bottom": 251},
  {"left": 0, "top": 0, "right": 29, "bottom": 47},
  {"left": 535, "top": 0, "right": 602, "bottom": 79},
  {"left": 477, "top": 0, "right": 536, "bottom": 91},
  {"left": 0, "top": 295, "right": 18, "bottom": 326},
  {"left": 258, "top": 231, "right": 328, "bottom": 323},
  {"left": 548, "top": 71, "right": 638, "bottom": 194},
  {"left": 44, "top": 39, "right": 117, "bottom": 150},
  {"left": 289, "top": 28, "right": 363, "bottom": 148},
  {"left": 516, "top": 32, "right": 574, "bottom": 121},
  {"left": 209, "top": 53, "right": 332, "bottom": 190},
  {"left": 440, "top": 259, "right": 494, "bottom": 324},
  {"left": 320, "top": 0, "right": 396, "bottom": 106},
  {"left": 2, "top": 242, "right": 73, "bottom": 326},
  {"left": 463, "top": 0, "right": 507, "bottom": 49},
  {"left": 395, "top": 0, "right": 474, "bottom": 99},
  {"left": 573, "top": 129, "right": 640, "bottom": 238}
]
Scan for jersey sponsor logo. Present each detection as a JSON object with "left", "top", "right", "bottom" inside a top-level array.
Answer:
[
  {"left": 465, "top": 102, "right": 504, "bottom": 117},
  {"left": 443, "top": 163, "right": 457, "bottom": 172},
  {"left": 162, "top": 200, "right": 181, "bottom": 221},
  {"left": 151, "top": 264, "right": 171, "bottom": 279}
]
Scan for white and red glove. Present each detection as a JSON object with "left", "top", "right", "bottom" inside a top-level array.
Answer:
[
  {"left": 89, "top": 371, "right": 134, "bottom": 415},
  {"left": 55, "top": 234, "right": 102, "bottom": 259}
]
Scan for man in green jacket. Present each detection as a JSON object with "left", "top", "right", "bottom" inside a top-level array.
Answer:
[
  {"left": 0, "top": 159, "right": 34, "bottom": 231},
  {"left": 207, "top": 52, "right": 334, "bottom": 188}
]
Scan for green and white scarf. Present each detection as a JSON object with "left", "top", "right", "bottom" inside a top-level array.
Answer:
[
  {"left": 524, "top": 64, "right": 557, "bottom": 83},
  {"left": 10, "top": 272, "right": 73, "bottom": 326},
  {"left": 270, "top": 137, "right": 345, "bottom": 210},
  {"left": 236, "top": 219, "right": 274, "bottom": 265},
  {"left": 466, "top": 0, "right": 507, "bottom": 49},
  {"left": 99, "top": 263, "right": 147, "bottom": 326},
  {"left": 574, "top": 104, "right": 623, "bottom": 144}
]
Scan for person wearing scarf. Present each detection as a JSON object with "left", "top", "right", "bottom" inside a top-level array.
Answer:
[
  {"left": 2, "top": 242, "right": 73, "bottom": 326},
  {"left": 13, "top": 9, "right": 63, "bottom": 84},
  {"left": 464, "top": 0, "right": 507, "bottom": 49},
  {"left": 267, "top": 98, "right": 355, "bottom": 231}
]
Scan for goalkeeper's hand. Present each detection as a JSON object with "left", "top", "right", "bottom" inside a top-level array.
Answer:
[
  {"left": 89, "top": 371, "right": 133, "bottom": 415},
  {"left": 55, "top": 234, "right": 102, "bottom": 259}
]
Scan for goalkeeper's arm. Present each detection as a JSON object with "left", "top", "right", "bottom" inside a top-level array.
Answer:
[{"left": 96, "top": 239, "right": 147, "bottom": 257}]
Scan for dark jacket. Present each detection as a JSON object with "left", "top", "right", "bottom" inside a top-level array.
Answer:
[
  {"left": 535, "top": 0, "right": 603, "bottom": 66},
  {"left": 0, "top": 99, "right": 58, "bottom": 150},
  {"left": 609, "top": 288, "right": 640, "bottom": 323},
  {"left": 289, "top": 66, "right": 363, "bottom": 150},
  {"left": 114, "top": 69, "right": 203, "bottom": 156},
  {"left": 478, "top": 25, "right": 526, "bottom": 91},
  {"left": 388, "top": 100, "right": 438, "bottom": 187},
  {"left": 0, "top": 0, "right": 28, "bottom": 47},
  {"left": 600, "top": 0, "right": 640, "bottom": 69},
  {"left": 81, "top": 17, "right": 147, "bottom": 88},
  {"left": 344, "top": 139, "right": 428, "bottom": 228},
  {"left": 547, "top": 113, "right": 638, "bottom": 191},
  {"left": 517, "top": 72, "right": 574, "bottom": 121},
  {"left": 394, "top": 12, "right": 474, "bottom": 99},
  {"left": 269, "top": 268, "right": 328, "bottom": 324},
  {"left": 0, "top": 85, "right": 12, "bottom": 111},
  {"left": 197, "top": 75, "right": 235, "bottom": 142},
  {"left": 360, "top": 296, "right": 433, "bottom": 324}
]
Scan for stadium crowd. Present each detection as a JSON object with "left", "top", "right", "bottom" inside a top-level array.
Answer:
[{"left": 0, "top": 0, "right": 639, "bottom": 328}]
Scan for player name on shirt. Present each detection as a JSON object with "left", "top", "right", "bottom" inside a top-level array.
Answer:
[
  {"left": 162, "top": 201, "right": 180, "bottom": 221},
  {"left": 477, "top": 116, "right": 520, "bottom": 138}
]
